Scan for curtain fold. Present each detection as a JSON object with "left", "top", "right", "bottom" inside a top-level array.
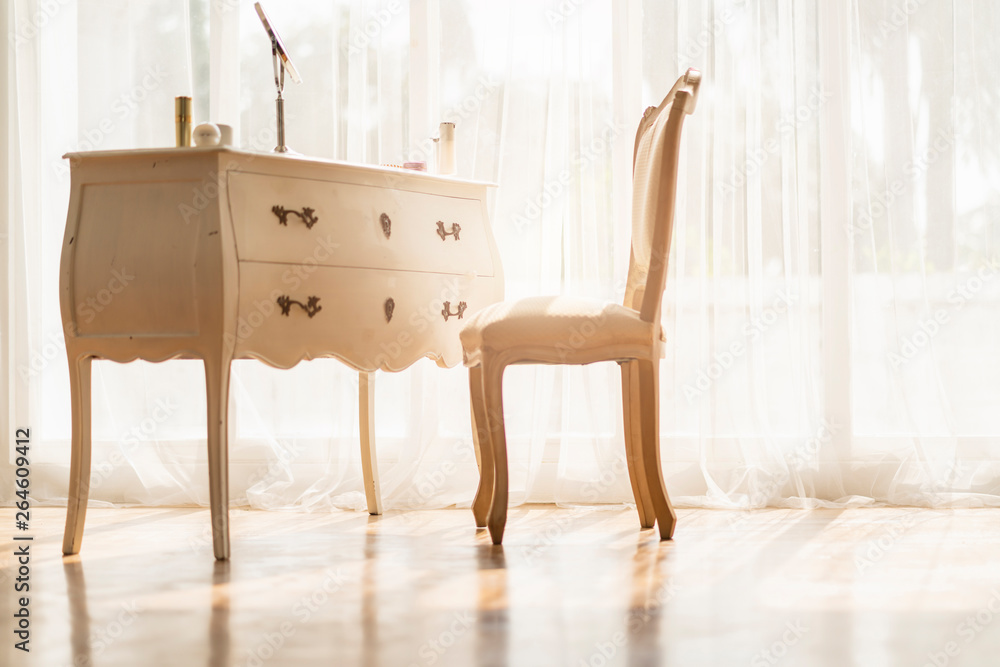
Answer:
[{"left": 5, "top": 0, "right": 1000, "bottom": 512}]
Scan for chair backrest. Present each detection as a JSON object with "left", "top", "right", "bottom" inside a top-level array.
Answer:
[{"left": 623, "top": 69, "right": 701, "bottom": 325}]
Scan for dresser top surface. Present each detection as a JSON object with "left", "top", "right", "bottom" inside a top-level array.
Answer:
[{"left": 63, "top": 147, "right": 495, "bottom": 188}]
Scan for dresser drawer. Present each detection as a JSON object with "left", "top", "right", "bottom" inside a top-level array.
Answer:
[
  {"left": 232, "top": 261, "right": 495, "bottom": 370},
  {"left": 227, "top": 171, "right": 495, "bottom": 276}
]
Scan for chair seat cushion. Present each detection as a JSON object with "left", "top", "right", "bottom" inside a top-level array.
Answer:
[{"left": 460, "top": 295, "right": 656, "bottom": 364}]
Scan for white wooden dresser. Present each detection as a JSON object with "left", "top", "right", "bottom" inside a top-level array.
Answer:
[{"left": 59, "top": 147, "right": 503, "bottom": 559}]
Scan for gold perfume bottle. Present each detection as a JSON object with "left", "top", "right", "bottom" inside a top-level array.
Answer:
[{"left": 175, "top": 96, "right": 192, "bottom": 147}]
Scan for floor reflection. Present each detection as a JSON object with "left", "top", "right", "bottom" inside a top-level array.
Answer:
[
  {"left": 626, "top": 540, "right": 674, "bottom": 665},
  {"left": 476, "top": 544, "right": 508, "bottom": 667},
  {"left": 209, "top": 560, "right": 231, "bottom": 667},
  {"left": 363, "top": 518, "right": 381, "bottom": 667},
  {"left": 64, "top": 556, "right": 92, "bottom": 667},
  {"left": 27, "top": 506, "right": 996, "bottom": 666}
]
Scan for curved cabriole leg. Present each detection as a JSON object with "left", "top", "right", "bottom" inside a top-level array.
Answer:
[
  {"left": 205, "top": 356, "right": 233, "bottom": 560},
  {"left": 470, "top": 365, "right": 494, "bottom": 528},
  {"left": 636, "top": 359, "right": 676, "bottom": 540},
  {"left": 482, "top": 359, "right": 509, "bottom": 545},
  {"left": 621, "top": 360, "right": 654, "bottom": 528},
  {"left": 63, "top": 355, "right": 93, "bottom": 555},
  {"left": 359, "top": 372, "right": 383, "bottom": 515}
]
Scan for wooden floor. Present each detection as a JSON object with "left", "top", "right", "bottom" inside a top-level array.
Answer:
[{"left": 3, "top": 506, "right": 1000, "bottom": 666}]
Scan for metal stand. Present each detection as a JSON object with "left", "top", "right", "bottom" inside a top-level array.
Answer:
[{"left": 270, "top": 37, "right": 290, "bottom": 153}]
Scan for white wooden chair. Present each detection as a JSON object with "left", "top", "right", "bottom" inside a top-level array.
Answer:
[{"left": 460, "top": 69, "right": 701, "bottom": 544}]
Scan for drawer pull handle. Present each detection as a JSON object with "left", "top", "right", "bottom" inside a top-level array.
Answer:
[
  {"left": 277, "top": 295, "right": 322, "bottom": 318},
  {"left": 380, "top": 213, "right": 392, "bottom": 238},
  {"left": 272, "top": 205, "right": 319, "bottom": 230},
  {"left": 436, "top": 221, "right": 461, "bottom": 241},
  {"left": 384, "top": 297, "right": 395, "bottom": 323},
  {"left": 441, "top": 301, "right": 467, "bottom": 321}
]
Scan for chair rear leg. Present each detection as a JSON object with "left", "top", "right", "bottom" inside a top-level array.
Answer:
[
  {"left": 482, "top": 359, "right": 509, "bottom": 545},
  {"left": 636, "top": 359, "right": 676, "bottom": 539},
  {"left": 63, "top": 355, "right": 92, "bottom": 556},
  {"left": 621, "top": 360, "right": 654, "bottom": 528},
  {"left": 469, "top": 365, "right": 493, "bottom": 528}
]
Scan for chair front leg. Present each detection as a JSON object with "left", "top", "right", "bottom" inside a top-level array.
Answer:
[
  {"left": 636, "top": 359, "right": 676, "bottom": 540},
  {"left": 469, "top": 364, "right": 493, "bottom": 528},
  {"left": 482, "top": 359, "right": 509, "bottom": 545},
  {"left": 621, "top": 360, "right": 654, "bottom": 528}
]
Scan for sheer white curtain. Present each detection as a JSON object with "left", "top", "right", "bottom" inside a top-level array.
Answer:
[
  {"left": 6, "top": 0, "right": 207, "bottom": 505},
  {"left": 433, "top": 0, "right": 834, "bottom": 508},
  {"left": 5, "top": 0, "right": 1000, "bottom": 512},
  {"left": 848, "top": 0, "right": 1000, "bottom": 504},
  {"left": 652, "top": 0, "right": 1000, "bottom": 508},
  {"left": 645, "top": 0, "right": 832, "bottom": 508}
]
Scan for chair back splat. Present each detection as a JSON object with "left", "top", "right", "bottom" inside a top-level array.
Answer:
[{"left": 624, "top": 68, "right": 702, "bottom": 325}]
